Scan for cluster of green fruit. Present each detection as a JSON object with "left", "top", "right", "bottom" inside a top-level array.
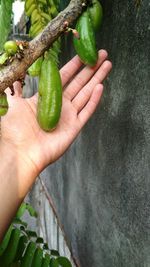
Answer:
[
  {"left": 0, "top": 203, "right": 72, "bottom": 267},
  {"left": 0, "top": 0, "right": 103, "bottom": 132}
]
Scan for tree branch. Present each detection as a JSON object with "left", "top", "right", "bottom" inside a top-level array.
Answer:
[{"left": 0, "top": 0, "right": 85, "bottom": 93}]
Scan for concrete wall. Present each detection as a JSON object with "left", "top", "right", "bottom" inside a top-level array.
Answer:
[{"left": 33, "top": 1, "right": 150, "bottom": 266}]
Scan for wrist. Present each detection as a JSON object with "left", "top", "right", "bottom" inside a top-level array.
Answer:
[{"left": 0, "top": 140, "right": 38, "bottom": 198}]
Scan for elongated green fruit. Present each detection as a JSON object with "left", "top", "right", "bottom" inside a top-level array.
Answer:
[
  {"left": 0, "top": 228, "right": 21, "bottom": 265},
  {"left": 41, "top": 254, "right": 51, "bottom": 267},
  {"left": 31, "top": 247, "right": 43, "bottom": 267},
  {"left": 0, "top": 224, "right": 13, "bottom": 256},
  {"left": 73, "top": 11, "right": 98, "bottom": 66},
  {"left": 0, "top": 92, "right": 9, "bottom": 116},
  {"left": 28, "top": 57, "right": 43, "bottom": 77},
  {"left": 20, "top": 241, "right": 36, "bottom": 267},
  {"left": 37, "top": 57, "right": 62, "bottom": 131},
  {"left": 88, "top": 0, "right": 103, "bottom": 31}
]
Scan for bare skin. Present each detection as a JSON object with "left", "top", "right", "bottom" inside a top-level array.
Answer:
[{"left": 0, "top": 50, "right": 112, "bottom": 241}]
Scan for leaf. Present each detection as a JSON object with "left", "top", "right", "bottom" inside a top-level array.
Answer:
[
  {"left": 50, "top": 250, "right": 60, "bottom": 257},
  {"left": 43, "top": 243, "right": 49, "bottom": 250},
  {"left": 26, "top": 203, "right": 38, "bottom": 218},
  {"left": 50, "top": 258, "right": 59, "bottom": 267},
  {"left": 15, "top": 202, "right": 27, "bottom": 219},
  {"left": 26, "top": 230, "right": 37, "bottom": 238},
  {"left": 0, "top": 224, "right": 13, "bottom": 256},
  {"left": 57, "top": 256, "right": 72, "bottom": 267},
  {"left": 0, "top": 0, "right": 14, "bottom": 51},
  {"left": 36, "top": 237, "right": 44, "bottom": 244},
  {"left": 13, "top": 218, "right": 28, "bottom": 228}
]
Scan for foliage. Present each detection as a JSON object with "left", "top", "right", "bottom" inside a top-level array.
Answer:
[
  {"left": 25, "top": 0, "right": 61, "bottom": 65},
  {"left": 0, "top": 203, "right": 72, "bottom": 267}
]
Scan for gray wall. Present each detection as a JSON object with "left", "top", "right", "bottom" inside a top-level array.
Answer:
[{"left": 39, "top": 1, "right": 150, "bottom": 266}]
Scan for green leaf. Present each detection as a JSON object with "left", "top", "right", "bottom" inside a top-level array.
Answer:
[
  {"left": 26, "top": 230, "right": 37, "bottom": 238},
  {"left": 50, "top": 258, "right": 59, "bottom": 267},
  {"left": 0, "top": 224, "right": 13, "bottom": 256},
  {"left": 26, "top": 203, "right": 38, "bottom": 218},
  {"left": 50, "top": 250, "right": 60, "bottom": 257},
  {"left": 13, "top": 218, "right": 28, "bottom": 228},
  {"left": 57, "top": 256, "right": 72, "bottom": 267},
  {"left": 43, "top": 243, "right": 49, "bottom": 250},
  {"left": 14, "top": 235, "right": 28, "bottom": 261},
  {"left": 41, "top": 253, "right": 51, "bottom": 267},
  {"left": 36, "top": 237, "right": 44, "bottom": 244},
  {"left": 15, "top": 202, "right": 27, "bottom": 219}
]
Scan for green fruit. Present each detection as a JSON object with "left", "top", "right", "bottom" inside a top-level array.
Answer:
[
  {"left": 73, "top": 11, "right": 98, "bottom": 66},
  {"left": 0, "top": 92, "right": 9, "bottom": 116},
  {"left": 88, "top": 0, "right": 103, "bottom": 31},
  {"left": 37, "top": 56, "right": 62, "bottom": 131},
  {"left": 4, "top": 40, "right": 18, "bottom": 55},
  {"left": 28, "top": 57, "right": 43, "bottom": 77}
]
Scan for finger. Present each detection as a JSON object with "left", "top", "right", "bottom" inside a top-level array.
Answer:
[
  {"left": 13, "top": 81, "right": 23, "bottom": 97},
  {"left": 64, "top": 50, "right": 108, "bottom": 101},
  {"left": 78, "top": 84, "right": 103, "bottom": 127},
  {"left": 72, "top": 60, "right": 112, "bottom": 113},
  {"left": 60, "top": 55, "right": 83, "bottom": 87},
  {"left": 5, "top": 81, "right": 22, "bottom": 98}
]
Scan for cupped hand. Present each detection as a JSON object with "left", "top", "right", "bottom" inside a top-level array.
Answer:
[{"left": 0, "top": 50, "right": 112, "bottom": 175}]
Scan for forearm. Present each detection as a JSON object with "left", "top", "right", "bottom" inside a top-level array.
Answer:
[{"left": 0, "top": 142, "right": 37, "bottom": 241}]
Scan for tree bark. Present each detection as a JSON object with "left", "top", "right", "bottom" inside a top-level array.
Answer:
[{"left": 0, "top": 0, "right": 86, "bottom": 93}]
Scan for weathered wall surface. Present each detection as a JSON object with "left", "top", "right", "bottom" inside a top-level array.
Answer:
[{"left": 32, "top": 1, "right": 150, "bottom": 266}]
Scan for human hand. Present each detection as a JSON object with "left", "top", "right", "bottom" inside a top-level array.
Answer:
[{"left": 0, "top": 50, "right": 112, "bottom": 177}]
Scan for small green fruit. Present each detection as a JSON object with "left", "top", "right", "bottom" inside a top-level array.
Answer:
[{"left": 4, "top": 40, "right": 18, "bottom": 55}]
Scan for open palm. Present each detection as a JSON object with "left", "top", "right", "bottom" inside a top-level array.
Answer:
[{"left": 1, "top": 50, "right": 112, "bottom": 174}]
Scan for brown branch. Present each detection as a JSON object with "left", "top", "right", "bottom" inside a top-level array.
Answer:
[{"left": 0, "top": 0, "right": 85, "bottom": 93}]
